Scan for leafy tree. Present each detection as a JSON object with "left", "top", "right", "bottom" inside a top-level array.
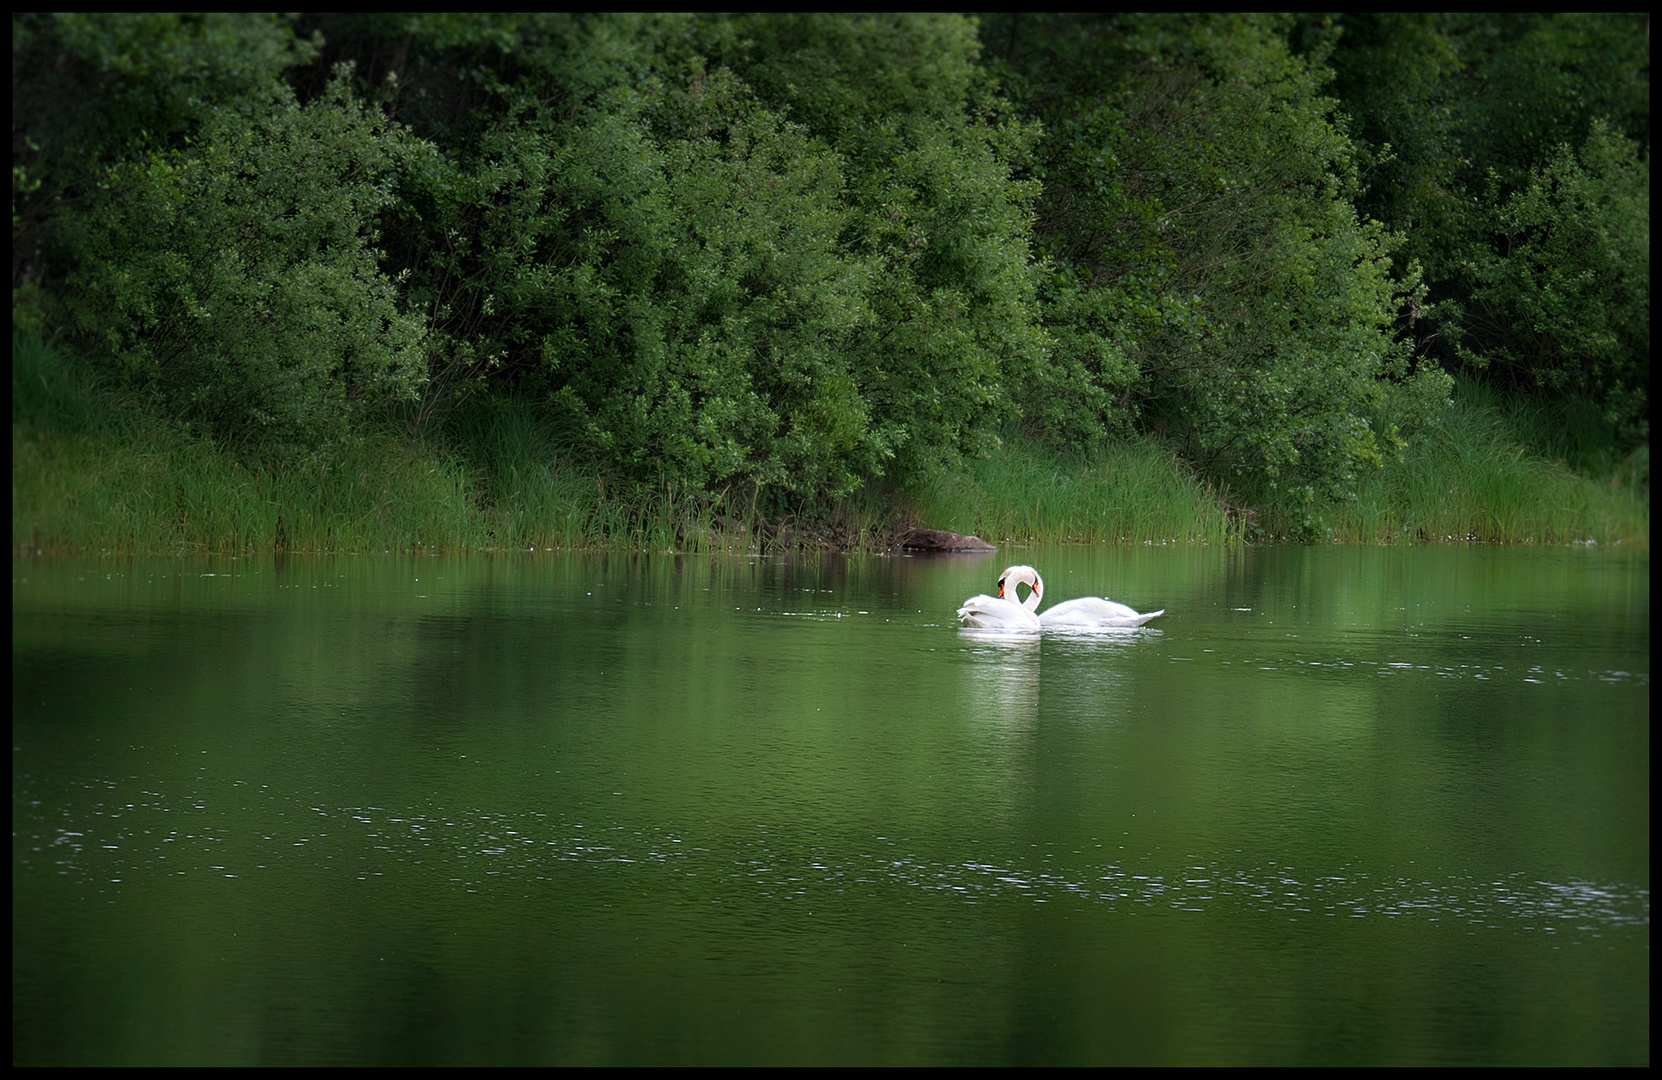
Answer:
[
  {"left": 55, "top": 68, "right": 429, "bottom": 459},
  {"left": 348, "top": 16, "right": 881, "bottom": 497},
  {"left": 1459, "top": 121, "right": 1649, "bottom": 440},
  {"left": 1449, "top": 14, "right": 1650, "bottom": 198},
  {"left": 986, "top": 14, "right": 1451, "bottom": 514},
  {"left": 38, "top": 11, "right": 1644, "bottom": 529},
  {"left": 13, "top": 14, "right": 318, "bottom": 295},
  {"left": 532, "top": 66, "right": 879, "bottom": 495},
  {"left": 1320, "top": 14, "right": 1466, "bottom": 285},
  {"left": 368, "top": 14, "right": 1047, "bottom": 497},
  {"left": 712, "top": 14, "right": 1050, "bottom": 485},
  {"left": 983, "top": 16, "right": 1199, "bottom": 453},
  {"left": 1320, "top": 12, "right": 1650, "bottom": 442}
]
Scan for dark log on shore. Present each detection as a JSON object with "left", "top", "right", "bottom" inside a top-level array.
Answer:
[{"left": 896, "top": 528, "right": 997, "bottom": 552}]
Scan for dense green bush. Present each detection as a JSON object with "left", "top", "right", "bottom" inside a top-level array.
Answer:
[
  {"left": 1318, "top": 13, "right": 1649, "bottom": 450},
  {"left": 364, "top": 19, "right": 884, "bottom": 498},
  {"left": 988, "top": 14, "right": 1453, "bottom": 516},
  {"left": 711, "top": 14, "right": 1050, "bottom": 486},
  {"left": 1458, "top": 121, "right": 1649, "bottom": 441},
  {"left": 368, "top": 14, "right": 1046, "bottom": 498},
  {"left": 13, "top": 14, "right": 320, "bottom": 332},
  {"left": 529, "top": 67, "right": 876, "bottom": 495},
  {"left": 12, "top": 14, "right": 317, "bottom": 197},
  {"left": 1321, "top": 13, "right": 1466, "bottom": 282},
  {"left": 53, "top": 67, "right": 428, "bottom": 461}
]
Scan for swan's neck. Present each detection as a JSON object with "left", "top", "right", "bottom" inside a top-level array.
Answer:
[{"left": 1020, "top": 576, "right": 1043, "bottom": 612}]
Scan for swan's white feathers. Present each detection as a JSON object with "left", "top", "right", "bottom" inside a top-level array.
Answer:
[
  {"left": 959, "top": 564, "right": 1163, "bottom": 629},
  {"left": 956, "top": 593, "right": 1042, "bottom": 629}
]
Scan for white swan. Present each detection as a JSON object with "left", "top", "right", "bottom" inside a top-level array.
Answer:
[
  {"left": 956, "top": 565, "right": 1043, "bottom": 629},
  {"left": 996, "top": 564, "right": 1165, "bottom": 628}
]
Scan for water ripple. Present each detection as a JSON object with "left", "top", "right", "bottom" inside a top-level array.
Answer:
[{"left": 14, "top": 782, "right": 1648, "bottom": 937}]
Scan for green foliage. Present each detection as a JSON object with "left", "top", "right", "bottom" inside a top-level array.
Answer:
[
  {"left": 12, "top": 13, "right": 1647, "bottom": 550},
  {"left": 11, "top": 331, "right": 119, "bottom": 438},
  {"left": 544, "top": 66, "right": 876, "bottom": 496},
  {"left": 1318, "top": 13, "right": 1650, "bottom": 453},
  {"left": 12, "top": 13, "right": 317, "bottom": 173},
  {"left": 1023, "top": 268, "right": 1142, "bottom": 453},
  {"left": 985, "top": 17, "right": 1198, "bottom": 452},
  {"left": 707, "top": 14, "right": 1051, "bottom": 487},
  {"left": 1458, "top": 121, "right": 1649, "bottom": 440},
  {"left": 373, "top": 14, "right": 1046, "bottom": 497},
  {"left": 1450, "top": 14, "right": 1650, "bottom": 197},
  {"left": 914, "top": 428, "right": 1229, "bottom": 545},
  {"left": 12, "top": 15, "right": 320, "bottom": 292},
  {"left": 720, "top": 14, "right": 981, "bottom": 155},
  {"left": 989, "top": 14, "right": 1453, "bottom": 508},
  {"left": 385, "top": 47, "right": 881, "bottom": 498},
  {"left": 12, "top": 336, "right": 1646, "bottom": 554},
  {"left": 1321, "top": 14, "right": 1466, "bottom": 282},
  {"left": 54, "top": 69, "right": 429, "bottom": 461},
  {"left": 1332, "top": 375, "right": 1649, "bottom": 545}
]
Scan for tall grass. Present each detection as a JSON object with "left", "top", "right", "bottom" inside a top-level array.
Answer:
[
  {"left": 13, "top": 333, "right": 483, "bottom": 553},
  {"left": 1331, "top": 375, "right": 1648, "bottom": 545},
  {"left": 11, "top": 338, "right": 740, "bottom": 554},
  {"left": 13, "top": 413, "right": 487, "bottom": 554},
  {"left": 448, "top": 395, "right": 741, "bottom": 551},
  {"left": 913, "top": 431, "right": 1232, "bottom": 544}
]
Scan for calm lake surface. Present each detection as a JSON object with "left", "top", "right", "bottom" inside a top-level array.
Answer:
[{"left": 12, "top": 544, "right": 1649, "bottom": 1065}]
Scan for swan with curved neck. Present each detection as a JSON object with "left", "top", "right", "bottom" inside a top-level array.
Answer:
[
  {"left": 956, "top": 564, "right": 1042, "bottom": 629},
  {"left": 965, "top": 564, "right": 1164, "bottom": 628}
]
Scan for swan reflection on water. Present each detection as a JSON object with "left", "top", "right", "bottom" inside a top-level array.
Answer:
[{"left": 956, "top": 623, "right": 1041, "bottom": 726}]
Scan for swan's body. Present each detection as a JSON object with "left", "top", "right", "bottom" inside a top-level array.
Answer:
[
  {"left": 984, "top": 564, "right": 1165, "bottom": 628},
  {"left": 956, "top": 592, "right": 1042, "bottom": 629},
  {"left": 958, "top": 564, "right": 1043, "bottom": 628},
  {"left": 1039, "top": 595, "right": 1163, "bottom": 627}
]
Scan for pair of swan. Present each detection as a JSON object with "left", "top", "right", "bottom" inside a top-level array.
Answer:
[{"left": 957, "top": 565, "right": 1164, "bottom": 630}]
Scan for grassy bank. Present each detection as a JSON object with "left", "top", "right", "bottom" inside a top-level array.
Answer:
[
  {"left": 910, "top": 435, "right": 1233, "bottom": 545},
  {"left": 11, "top": 335, "right": 1649, "bottom": 554},
  {"left": 1329, "top": 376, "right": 1649, "bottom": 545},
  {"left": 1338, "top": 449, "right": 1650, "bottom": 546}
]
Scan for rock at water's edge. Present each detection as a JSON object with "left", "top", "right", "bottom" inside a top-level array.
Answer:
[{"left": 897, "top": 528, "right": 997, "bottom": 552}]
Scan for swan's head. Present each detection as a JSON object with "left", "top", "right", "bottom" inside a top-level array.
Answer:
[{"left": 996, "top": 565, "right": 1043, "bottom": 609}]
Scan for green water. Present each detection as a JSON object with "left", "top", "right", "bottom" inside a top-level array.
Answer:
[{"left": 11, "top": 545, "right": 1649, "bottom": 1065}]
